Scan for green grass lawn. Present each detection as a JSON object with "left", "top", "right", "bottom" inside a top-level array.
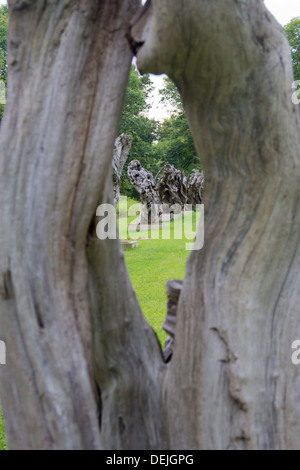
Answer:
[
  {"left": 119, "top": 210, "right": 200, "bottom": 345},
  {"left": 0, "top": 405, "right": 7, "bottom": 450},
  {"left": 124, "top": 237, "right": 188, "bottom": 344},
  {"left": 0, "top": 200, "right": 201, "bottom": 450}
]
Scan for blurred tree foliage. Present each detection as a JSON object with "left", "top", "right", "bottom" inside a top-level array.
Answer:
[
  {"left": 284, "top": 17, "right": 300, "bottom": 81},
  {"left": 119, "top": 71, "right": 201, "bottom": 198},
  {"left": 153, "top": 77, "right": 201, "bottom": 175},
  {"left": 119, "top": 65, "right": 157, "bottom": 198}
]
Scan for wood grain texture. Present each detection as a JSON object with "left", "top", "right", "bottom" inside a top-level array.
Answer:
[
  {"left": 131, "top": 0, "right": 300, "bottom": 450},
  {"left": 1, "top": 0, "right": 300, "bottom": 451},
  {"left": 0, "top": 0, "right": 145, "bottom": 450}
]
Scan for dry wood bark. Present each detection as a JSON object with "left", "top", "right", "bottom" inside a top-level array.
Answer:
[
  {"left": 128, "top": 160, "right": 204, "bottom": 224},
  {"left": 112, "top": 134, "right": 132, "bottom": 207},
  {"left": 0, "top": 0, "right": 299, "bottom": 451},
  {"left": 156, "top": 163, "right": 204, "bottom": 209},
  {"left": 130, "top": 0, "right": 300, "bottom": 450},
  {"left": 127, "top": 159, "right": 161, "bottom": 224},
  {"left": 0, "top": 0, "right": 165, "bottom": 450}
]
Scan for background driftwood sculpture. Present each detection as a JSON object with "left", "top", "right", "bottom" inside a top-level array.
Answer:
[
  {"left": 185, "top": 170, "right": 205, "bottom": 209},
  {"left": 128, "top": 160, "right": 205, "bottom": 224},
  {"left": 127, "top": 160, "right": 161, "bottom": 224},
  {"left": 112, "top": 134, "right": 132, "bottom": 207},
  {"left": 156, "top": 164, "right": 204, "bottom": 209}
]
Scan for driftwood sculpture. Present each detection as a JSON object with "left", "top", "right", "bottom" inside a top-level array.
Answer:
[
  {"left": 127, "top": 160, "right": 161, "bottom": 224},
  {"left": 2, "top": 0, "right": 300, "bottom": 451},
  {"left": 156, "top": 163, "right": 187, "bottom": 208},
  {"left": 185, "top": 169, "right": 205, "bottom": 209},
  {"left": 128, "top": 160, "right": 205, "bottom": 224},
  {"left": 156, "top": 163, "right": 204, "bottom": 209},
  {"left": 112, "top": 134, "right": 132, "bottom": 207}
]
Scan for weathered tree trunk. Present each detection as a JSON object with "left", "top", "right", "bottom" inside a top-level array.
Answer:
[
  {"left": 128, "top": 160, "right": 204, "bottom": 223},
  {"left": 1, "top": 0, "right": 300, "bottom": 451},
  {"left": 156, "top": 163, "right": 204, "bottom": 208},
  {"left": 127, "top": 159, "right": 161, "bottom": 224},
  {"left": 112, "top": 134, "right": 132, "bottom": 207},
  {"left": 0, "top": 0, "right": 165, "bottom": 450},
  {"left": 131, "top": 0, "right": 300, "bottom": 449}
]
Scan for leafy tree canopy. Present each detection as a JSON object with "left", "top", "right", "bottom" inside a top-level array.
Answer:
[
  {"left": 119, "top": 65, "right": 158, "bottom": 197},
  {"left": 159, "top": 76, "right": 183, "bottom": 113},
  {"left": 284, "top": 17, "right": 300, "bottom": 81},
  {"left": 154, "top": 77, "right": 200, "bottom": 174},
  {"left": 0, "top": 4, "right": 8, "bottom": 85}
]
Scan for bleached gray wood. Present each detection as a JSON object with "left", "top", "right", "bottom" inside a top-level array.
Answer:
[
  {"left": 0, "top": 0, "right": 164, "bottom": 450},
  {"left": 130, "top": 0, "right": 300, "bottom": 450},
  {"left": 1, "top": 0, "right": 300, "bottom": 451},
  {"left": 128, "top": 160, "right": 160, "bottom": 224},
  {"left": 112, "top": 134, "right": 132, "bottom": 207}
]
